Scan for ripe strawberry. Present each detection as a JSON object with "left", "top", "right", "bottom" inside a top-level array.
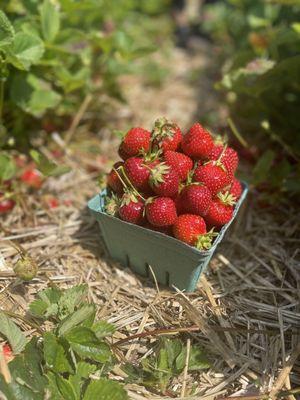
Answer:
[
  {"left": 182, "top": 123, "right": 214, "bottom": 159},
  {"left": 119, "top": 192, "right": 145, "bottom": 225},
  {"left": 149, "top": 163, "right": 179, "bottom": 197},
  {"left": 164, "top": 151, "right": 193, "bottom": 181},
  {"left": 209, "top": 145, "right": 239, "bottom": 177},
  {"left": 21, "top": 168, "right": 43, "bottom": 189},
  {"left": 2, "top": 343, "right": 13, "bottom": 362},
  {"left": 193, "top": 162, "right": 231, "bottom": 196},
  {"left": 152, "top": 117, "right": 182, "bottom": 152},
  {"left": 174, "top": 194, "right": 185, "bottom": 215},
  {"left": 120, "top": 127, "right": 151, "bottom": 157},
  {"left": 205, "top": 193, "right": 235, "bottom": 228},
  {"left": 107, "top": 162, "right": 124, "bottom": 194},
  {"left": 222, "top": 178, "right": 242, "bottom": 201},
  {"left": 124, "top": 157, "right": 158, "bottom": 194},
  {"left": 173, "top": 214, "right": 214, "bottom": 250},
  {"left": 0, "top": 197, "right": 15, "bottom": 213},
  {"left": 47, "top": 197, "right": 59, "bottom": 209},
  {"left": 118, "top": 143, "right": 131, "bottom": 161},
  {"left": 180, "top": 184, "right": 212, "bottom": 216},
  {"left": 145, "top": 197, "right": 177, "bottom": 227}
]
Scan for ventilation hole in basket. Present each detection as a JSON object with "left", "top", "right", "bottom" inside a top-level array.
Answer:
[
  {"left": 165, "top": 271, "right": 170, "bottom": 286},
  {"left": 126, "top": 254, "right": 131, "bottom": 268},
  {"left": 145, "top": 263, "right": 150, "bottom": 277}
]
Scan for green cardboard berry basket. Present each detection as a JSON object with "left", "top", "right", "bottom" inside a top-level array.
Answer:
[{"left": 88, "top": 183, "right": 248, "bottom": 292}]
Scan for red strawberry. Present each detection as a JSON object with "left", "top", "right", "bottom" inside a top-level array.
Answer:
[
  {"left": 182, "top": 123, "right": 214, "bottom": 159},
  {"left": 2, "top": 343, "right": 13, "bottom": 362},
  {"left": 0, "top": 196, "right": 15, "bottom": 213},
  {"left": 222, "top": 178, "right": 242, "bottom": 201},
  {"left": 118, "top": 143, "right": 131, "bottom": 161},
  {"left": 120, "top": 127, "right": 151, "bottom": 157},
  {"left": 21, "top": 168, "right": 43, "bottom": 189},
  {"left": 124, "top": 157, "right": 158, "bottom": 194},
  {"left": 107, "top": 162, "right": 124, "bottom": 194},
  {"left": 152, "top": 117, "right": 182, "bottom": 152},
  {"left": 47, "top": 197, "right": 59, "bottom": 209},
  {"left": 146, "top": 197, "right": 177, "bottom": 227},
  {"left": 205, "top": 193, "right": 235, "bottom": 228},
  {"left": 173, "top": 214, "right": 214, "bottom": 249},
  {"left": 193, "top": 162, "right": 231, "bottom": 196},
  {"left": 149, "top": 163, "right": 179, "bottom": 197},
  {"left": 209, "top": 145, "right": 239, "bottom": 177},
  {"left": 164, "top": 151, "right": 193, "bottom": 181},
  {"left": 180, "top": 184, "right": 212, "bottom": 216},
  {"left": 119, "top": 192, "right": 145, "bottom": 225}
]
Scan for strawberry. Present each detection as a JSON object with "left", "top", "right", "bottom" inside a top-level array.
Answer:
[
  {"left": 124, "top": 157, "right": 158, "bottom": 194},
  {"left": 205, "top": 193, "right": 236, "bottom": 228},
  {"left": 222, "top": 178, "right": 242, "bottom": 201},
  {"left": 2, "top": 343, "right": 13, "bottom": 362},
  {"left": 118, "top": 143, "right": 131, "bottom": 161},
  {"left": 120, "top": 127, "right": 151, "bottom": 157},
  {"left": 164, "top": 151, "right": 193, "bottom": 181},
  {"left": 21, "top": 168, "right": 43, "bottom": 189},
  {"left": 119, "top": 192, "right": 145, "bottom": 225},
  {"left": 145, "top": 197, "right": 177, "bottom": 227},
  {"left": 179, "top": 184, "right": 212, "bottom": 216},
  {"left": 193, "top": 162, "right": 231, "bottom": 196},
  {"left": 47, "top": 197, "right": 59, "bottom": 209},
  {"left": 209, "top": 145, "right": 239, "bottom": 177},
  {"left": 149, "top": 162, "right": 179, "bottom": 197},
  {"left": 105, "top": 193, "right": 120, "bottom": 216},
  {"left": 0, "top": 196, "right": 15, "bottom": 213},
  {"left": 107, "top": 162, "right": 124, "bottom": 194},
  {"left": 182, "top": 123, "right": 214, "bottom": 159},
  {"left": 152, "top": 117, "right": 182, "bottom": 152},
  {"left": 173, "top": 214, "right": 215, "bottom": 249}
]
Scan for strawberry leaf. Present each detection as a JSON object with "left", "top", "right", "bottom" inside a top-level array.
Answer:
[{"left": 0, "top": 311, "right": 27, "bottom": 353}]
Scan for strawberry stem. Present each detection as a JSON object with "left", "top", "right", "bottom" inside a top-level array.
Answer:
[{"left": 114, "top": 166, "right": 146, "bottom": 202}]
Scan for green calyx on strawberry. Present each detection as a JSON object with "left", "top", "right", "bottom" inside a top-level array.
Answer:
[
  {"left": 148, "top": 162, "right": 179, "bottom": 197},
  {"left": 151, "top": 117, "right": 182, "bottom": 152},
  {"left": 205, "top": 192, "right": 236, "bottom": 228},
  {"left": 105, "top": 193, "right": 120, "bottom": 216},
  {"left": 217, "top": 191, "right": 237, "bottom": 206},
  {"left": 195, "top": 229, "right": 217, "bottom": 251}
]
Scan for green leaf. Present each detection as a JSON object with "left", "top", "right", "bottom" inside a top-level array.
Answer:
[
  {"left": 83, "top": 379, "right": 128, "bottom": 400},
  {"left": 175, "top": 346, "right": 211, "bottom": 372},
  {"left": 29, "top": 149, "right": 70, "bottom": 177},
  {"left": 76, "top": 361, "right": 97, "bottom": 378},
  {"left": 0, "top": 10, "right": 15, "bottom": 47},
  {"left": 92, "top": 321, "right": 116, "bottom": 339},
  {"left": 65, "top": 326, "right": 111, "bottom": 363},
  {"left": 55, "top": 375, "right": 78, "bottom": 400},
  {"left": 0, "top": 311, "right": 27, "bottom": 353},
  {"left": 58, "top": 284, "right": 88, "bottom": 320},
  {"left": 10, "top": 74, "right": 61, "bottom": 117},
  {"left": 5, "top": 338, "right": 47, "bottom": 399},
  {"left": 58, "top": 304, "right": 96, "bottom": 336},
  {"left": 43, "top": 332, "right": 73, "bottom": 373},
  {"left": 0, "top": 153, "right": 16, "bottom": 181},
  {"left": 29, "top": 287, "right": 61, "bottom": 318},
  {"left": 40, "top": 0, "right": 60, "bottom": 42},
  {"left": 7, "top": 32, "right": 44, "bottom": 70}
]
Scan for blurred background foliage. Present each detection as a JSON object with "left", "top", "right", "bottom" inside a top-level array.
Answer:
[
  {"left": 202, "top": 0, "right": 300, "bottom": 200},
  {"left": 0, "top": 0, "right": 171, "bottom": 148}
]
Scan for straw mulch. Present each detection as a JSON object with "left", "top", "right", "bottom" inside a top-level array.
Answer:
[{"left": 1, "top": 45, "right": 300, "bottom": 399}]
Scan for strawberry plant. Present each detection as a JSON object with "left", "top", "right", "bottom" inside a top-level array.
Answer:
[
  {"left": 0, "top": 0, "right": 171, "bottom": 147},
  {"left": 202, "top": 0, "right": 300, "bottom": 199}
]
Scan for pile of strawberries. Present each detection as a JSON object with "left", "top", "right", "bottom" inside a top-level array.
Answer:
[{"left": 106, "top": 118, "right": 243, "bottom": 250}]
